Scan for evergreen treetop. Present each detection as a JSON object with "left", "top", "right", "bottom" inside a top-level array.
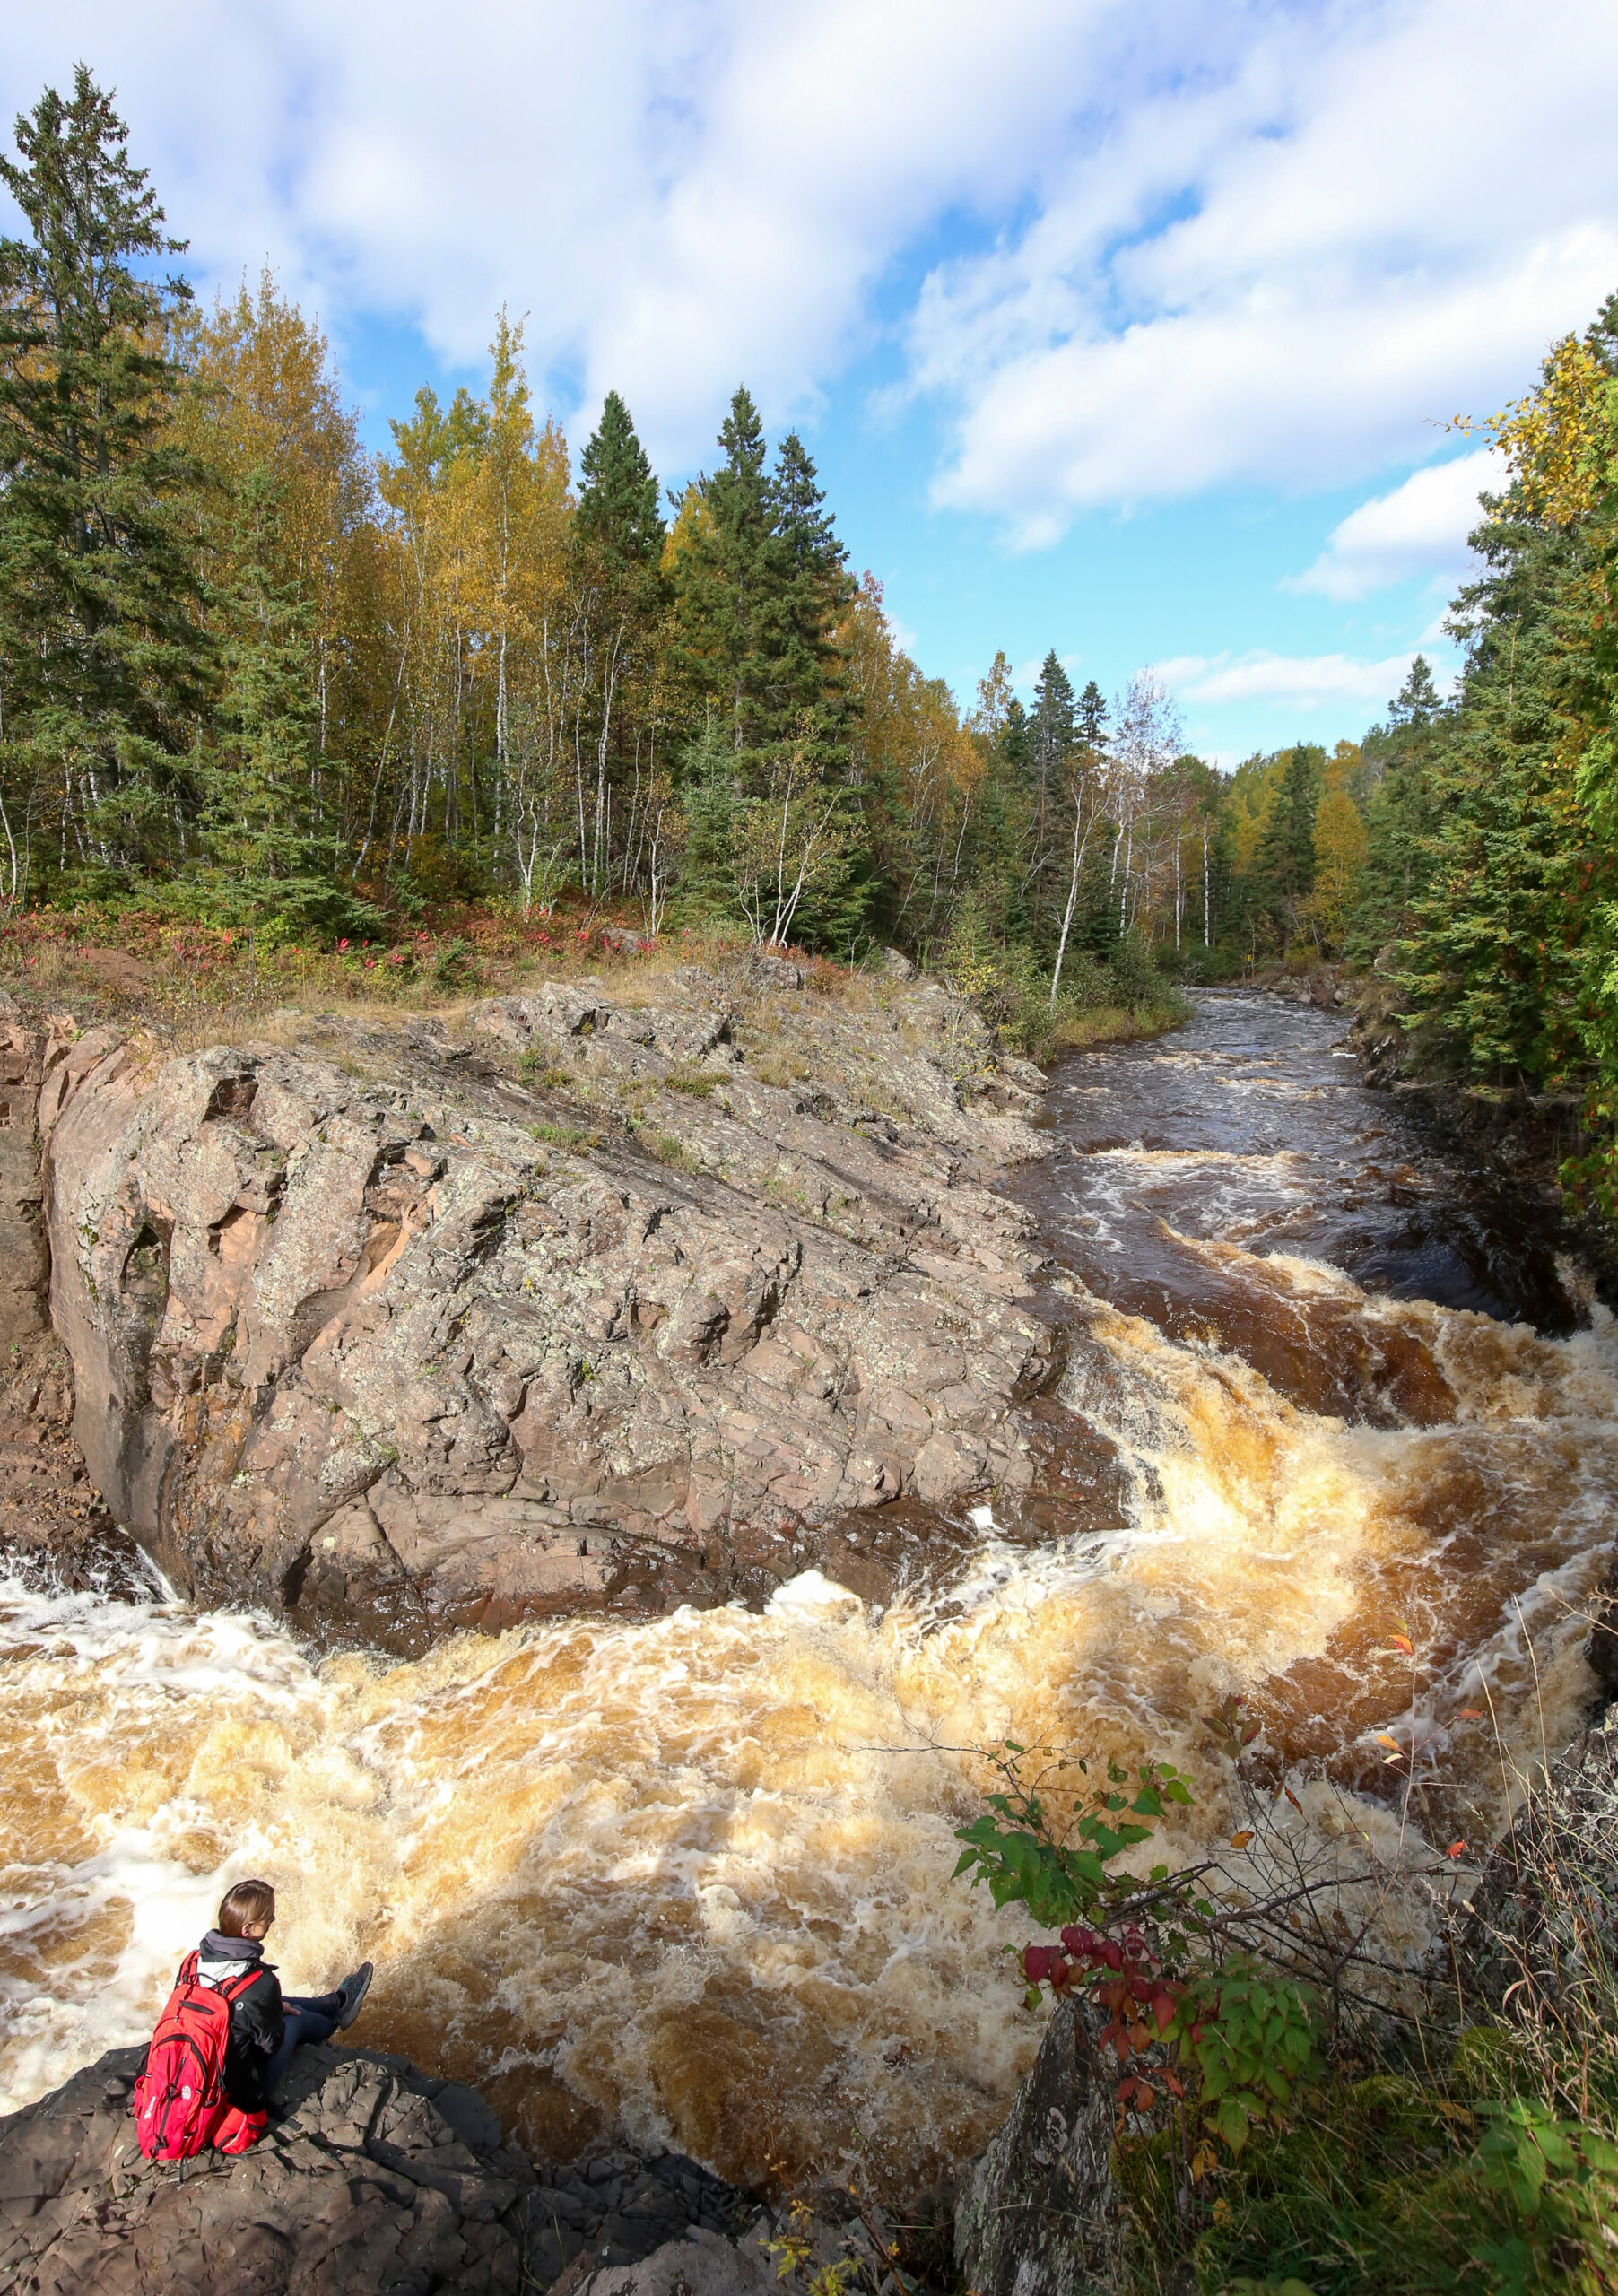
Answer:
[
  {"left": 1031, "top": 651, "right": 1076, "bottom": 780},
  {"left": 0, "top": 65, "right": 213, "bottom": 872},
  {"left": 1077, "top": 679, "right": 1109, "bottom": 748},
  {"left": 577, "top": 388, "right": 664, "bottom": 567}
]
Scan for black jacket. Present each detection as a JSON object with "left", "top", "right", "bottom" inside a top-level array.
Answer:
[{"left": 196, "top": 1930, "right": 284, "bottom": 2113}]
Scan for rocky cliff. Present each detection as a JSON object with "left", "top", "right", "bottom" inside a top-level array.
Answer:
[
  {"left": 20, "top": 963, "right": 1066, "bottom": 1645},
  {"left": 0, "top": 2039, "right": 757, "bottom": 2295}
]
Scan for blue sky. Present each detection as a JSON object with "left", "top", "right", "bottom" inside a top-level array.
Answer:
[{"left": 5, "top": 1, "right": 1618, "bottom": 761}]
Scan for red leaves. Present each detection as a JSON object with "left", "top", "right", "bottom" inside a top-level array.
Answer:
[
  {"left": 1022, "top": 1946, "right": 1070, "bottom": 1989},
  {"left": 1446, "top": 1839, "right": 1468, "bottom": 1859},
  {"left": 1027, "top": 1923, "right": 1186, "bottom": 2097},
  {"left": 1101, "top": 2019, "right": 1132, "bottom": 2063}
]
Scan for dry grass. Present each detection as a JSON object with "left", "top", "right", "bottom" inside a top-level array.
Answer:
[{"left": 1040, "top": 1001, "right": 1188, "bottom": 1058}]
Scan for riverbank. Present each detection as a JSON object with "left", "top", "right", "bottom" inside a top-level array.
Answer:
[
  {"left": 4, "top": 971, "right": 1616, "bottom": 2292},
  {"left": 1346, "top": 962, "right": 1618, "bottom": 1296}
]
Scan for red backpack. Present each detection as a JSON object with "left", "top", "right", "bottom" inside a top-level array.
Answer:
[{"left": 133, "top": 1952, "right": 269, "bottom": 2160}]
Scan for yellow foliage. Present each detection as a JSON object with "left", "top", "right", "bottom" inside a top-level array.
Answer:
[
  {"left": 661, "top": 481, "right": 715, "bottom": 578},
  {"left": 169, "top": 266, "right": 376, "bottom": 649},
  {"left": 1453, "top": 328, "right": 1618, "bottom": 529},
  {"left": 1305, "top": 787, "right": 1369, "bottom": 951}
]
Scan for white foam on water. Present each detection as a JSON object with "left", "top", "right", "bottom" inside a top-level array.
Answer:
[{"left": 4, "top": 1016, "right": 1614, "bottom": 2187}]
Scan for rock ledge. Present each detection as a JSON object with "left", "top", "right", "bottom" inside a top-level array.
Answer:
[{"left": 0, "top": 2043, "right": 754, "bottom": 2295}]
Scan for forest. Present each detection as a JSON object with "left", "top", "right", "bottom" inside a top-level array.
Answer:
[{"left": 4, "top": 70, "right": 1618, "bottom": 1201}]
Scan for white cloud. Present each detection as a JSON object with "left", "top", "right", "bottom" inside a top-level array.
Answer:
[
  {"left": 1292, "top": 449, "right": 1508, "bottom": 600},
  {"left": 0, "top": 1, "right": 1114, "bottom": 473},
  {"left": 917, "top": 3, "right": 1618, "bottom": 538},
  {"left": 1, "top": 0, "right": 1614, "bottom": 529},
  {"left": 1154, "top": 649, "right": 1430, "bottom": 713}
]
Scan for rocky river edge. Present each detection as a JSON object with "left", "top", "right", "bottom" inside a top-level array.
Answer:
[
  {"left": 4, "top": 960, "right": 1618, "bottom": 2296},
  {"left": 6, "top": 1691, "right": 1616, "bottom": 2296},
  {"left": 0, "top": 955, "right": 1069, "bottom": 1638}
]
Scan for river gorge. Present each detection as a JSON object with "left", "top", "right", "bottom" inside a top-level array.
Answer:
[{"left": 2, "top": 987, "right": 1614, "bottom": 2205}]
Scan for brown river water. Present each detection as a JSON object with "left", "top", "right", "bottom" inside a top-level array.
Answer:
[{"left": 2, "top": 992, "right": 1614, "bottom": 2192}]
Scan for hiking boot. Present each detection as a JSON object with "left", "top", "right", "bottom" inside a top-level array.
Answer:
[{"left": 335, "top": 1963, "right": 373, "bottom": 2030}]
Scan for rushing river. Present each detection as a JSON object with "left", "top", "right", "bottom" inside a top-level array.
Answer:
[{"left": 2, "top": 992, "right": 1614, "bottom": 2191}]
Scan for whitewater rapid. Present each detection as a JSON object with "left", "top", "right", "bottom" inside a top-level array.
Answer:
[{"left": 3, "top": 993, "right": 1613, "bottom": 2190}]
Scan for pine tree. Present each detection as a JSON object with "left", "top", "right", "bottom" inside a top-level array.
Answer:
[
  {"left": 0, "top": 66, "right": 213, "bottom": 885},
  {"left": 577, "top": 390, "right": 663, "bottom": 568}
]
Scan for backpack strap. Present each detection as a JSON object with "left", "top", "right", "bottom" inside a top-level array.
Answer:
[{"left": 216, "top": 1964, "right": 265, "bottom": 2005}]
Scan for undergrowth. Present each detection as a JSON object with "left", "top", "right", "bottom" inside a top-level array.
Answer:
[
  {"left": 939, "top": 896, "right": 1191, "bottom": 1066},
  {"left": 955, "top": 1676, "right": 1618, "bottom": 2296}
]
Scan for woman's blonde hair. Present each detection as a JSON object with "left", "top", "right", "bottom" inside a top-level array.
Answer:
[{"left": 216, "top": 1878, "right": 276, "bottom": 1937}]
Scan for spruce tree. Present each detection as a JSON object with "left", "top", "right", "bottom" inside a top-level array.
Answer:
[
  {"left": 1253, "top": 744, "right": 1325, "bottom": 943},
  {"left": 577, "top": 390, "right": 663, "bottom": 568},
  {"left": 675, "top": 715, "right": 738, "bottom": 918},
  {"left": 673, "top": 386, "right": 774, "bottom": 749},
  {"left": 0, "top": 67, "right": 212, "bottom": 884},
  {"left": 761, "top": 429, "right": 852, "bottom": 750},
  {"left": 1030, "top": 652, "right": 1076, "bottom": 783},
  {"left": 1389, "top": 655, "right": 1441, "bottom": 726},
  {"left": 1021, "top": 651, "right": 1076, "bottom": 943},
  {"left": 1076, "top": 679, "right": 1109, "bottom": 749},
  {"left": 198, "top": 467, "right": 366, "bottom": 937}
]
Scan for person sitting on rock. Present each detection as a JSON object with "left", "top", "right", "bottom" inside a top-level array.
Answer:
[{"left": 199, "top": 1878, "right": 373, "bottom": 2115}]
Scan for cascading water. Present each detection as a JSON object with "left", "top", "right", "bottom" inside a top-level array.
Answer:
[{"left": 2, "top": 992, "right": 1613, "bottom": 2193}]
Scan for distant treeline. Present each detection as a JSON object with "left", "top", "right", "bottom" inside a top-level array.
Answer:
[{"left": 4, "top": 74, "right": 1618, "bottom": 1188}]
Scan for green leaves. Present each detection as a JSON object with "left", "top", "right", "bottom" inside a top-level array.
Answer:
[
  {"left": 951, "top": 1752, "right": 1194, "bottom": 1929},
  {"left": 950, "top": 1814, "right": 1106, "bottom": 1929},
  {"left": 1170, "top": 1959, "right": 1322, "bottom": 2154}
]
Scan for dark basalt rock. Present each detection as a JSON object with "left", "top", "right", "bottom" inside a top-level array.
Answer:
[
  {"left": 0, "top": 2043, "right": 756, "bottom": 2295},
  {"left": 953, "top": 1997, "right": 1118, "bottom": 2296}
]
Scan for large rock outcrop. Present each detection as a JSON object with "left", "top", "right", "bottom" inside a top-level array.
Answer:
[
  {"left": 0, "top": 2042, "right": 754, "bottom": 2295},
  {"left": 37, "top": 969, "right": 1065, "bottom": 1644},
  {"left": 953, "top": 1999, "right": 1117, "bottom": 2296},
  {"left": 0, "top": 994, "right": 120, "bottom": 1578}
]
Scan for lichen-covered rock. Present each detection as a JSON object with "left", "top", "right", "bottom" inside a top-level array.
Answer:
[
  {"left": 953, "top": 1999, "right": 1117, "bottom": 2296},
  {"left": 0, "top": 2046, "right": 755, "bottom": 2296},
  {"left": 38, "top": 971, "right": 1064, "bottom": 1647},
  {"left": 549, "top": 2226, "right": 774, "bottom": 2296}
]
